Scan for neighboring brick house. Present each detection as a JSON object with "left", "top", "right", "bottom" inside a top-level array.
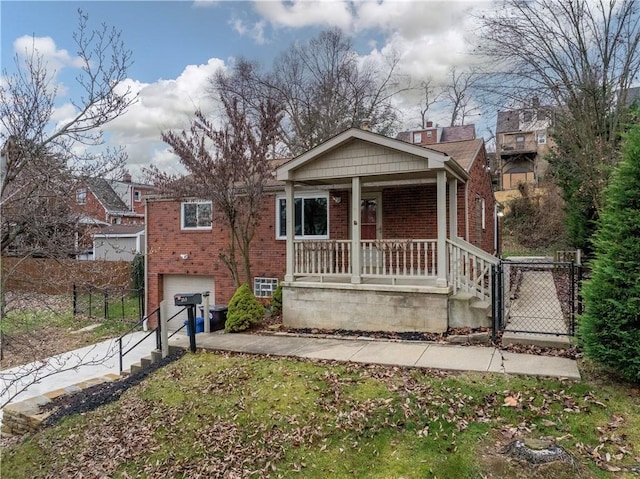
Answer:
[
  {"left": 146, "top": 128, "right": 497, "bottom": 333},
  {"left": 74, "top": 174, "right": 156, "bottom": 225},
  {"left": 73, "top": 174, "right": 157, "bottom": 259}
]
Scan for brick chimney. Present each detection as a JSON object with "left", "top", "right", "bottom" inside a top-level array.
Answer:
[
  {"left": 123, "top": 171, "right": 132, "bottom": 183},
  {"left": 361, "top": 118, "right": 371, "bottom": 131}
]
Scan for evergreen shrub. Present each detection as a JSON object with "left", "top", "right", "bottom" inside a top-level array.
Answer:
[
  {"left": 580, "top": 126, "right": 640, "bottom": 383},
  {"left": 225, "top": 284, "right": 265, "bottom": 333},
  {"left": 271, "top": 284, "right": 283, "bottom": 315}
]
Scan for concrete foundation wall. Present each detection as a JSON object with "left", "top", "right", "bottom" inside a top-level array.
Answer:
[{"left": 283, "top": 284, "right": 448, "bottom": 333}]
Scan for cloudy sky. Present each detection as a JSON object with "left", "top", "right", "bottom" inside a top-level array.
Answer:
[{"left": 1, "top": 0, "right": 491, "bottom": 178}]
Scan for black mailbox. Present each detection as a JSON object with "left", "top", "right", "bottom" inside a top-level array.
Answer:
[{"left": 174, "top": 293, "right": 202, "bottom": 306}]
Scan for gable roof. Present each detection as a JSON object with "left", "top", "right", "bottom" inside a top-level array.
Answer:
[
  {"left": 85, "top": 178, "right": 131, "bottom": 214},
  {"left": 425, "top": 138, "right": 484, "bottom": 172},
  {"left": 276, "top": 128, "right": 469, "bottom": 184}
]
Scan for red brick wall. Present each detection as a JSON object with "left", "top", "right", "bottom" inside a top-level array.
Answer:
[
  {"left": 146, "top": 193, "right": 352, "bottom": 316},
  {"left": 465, "top": 145, "right": 496, "bottom": 253},
  {"left": 74, "top": 189, "right": 108, "bottom": 223}
]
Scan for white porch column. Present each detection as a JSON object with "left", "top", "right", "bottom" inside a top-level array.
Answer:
[
  {"left": 436, "top": 171, "right": 447, "bottom": 287},
  {"left": 351, "top": 176, "right": 362, "bottom": 284},
  {"left": 449, "top": 178, "right": 458, "bottom": 240},
  {"left": 284, "top": 181, "right": 295, "bottom": 282}
]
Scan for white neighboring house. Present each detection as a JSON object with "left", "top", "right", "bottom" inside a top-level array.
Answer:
[{"left": 93, "top": 224, "right": 145, "bottom": 262}]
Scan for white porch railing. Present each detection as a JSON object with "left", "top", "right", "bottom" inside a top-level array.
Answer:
[
  {"left": 447, "top": 238, "right": 499, "bottom": 301},
  {"left": 294, "top": 240, "right": 352, "bottom": 278},
  {"left": 361, "top": 239, "right": 437, "bottom": 279},
  {"left": 293, "top": 239, "right": 438, "bottom": 282},
  {"left": 293, "top": 238, "right": 499, "bottom": 300}
]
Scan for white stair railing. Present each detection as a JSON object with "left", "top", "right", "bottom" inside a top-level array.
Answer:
[{"left": 447, "top": 238, "right": 499, "bottom": 301}]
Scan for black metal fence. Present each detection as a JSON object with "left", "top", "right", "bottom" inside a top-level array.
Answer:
[
  {"left": 493, "top": 260, "right": 582, "bottom": 338},
  {"left": 73, "top": 284, "right": 144, "bottom": 322}
]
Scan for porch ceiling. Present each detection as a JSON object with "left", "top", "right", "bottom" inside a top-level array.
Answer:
[{"left": 276, "top": 128, "right": 469, "bottom": 185}]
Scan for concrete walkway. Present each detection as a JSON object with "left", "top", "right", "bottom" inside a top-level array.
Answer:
[
  {"left": 1, "top": 331, "right": 157, "bottom": 408},
  {"left": 169, "top": 332, "right": 581, "bottom": 380},
  {"left": 503, "top": 264, "right": 572, "bottom": 348}
]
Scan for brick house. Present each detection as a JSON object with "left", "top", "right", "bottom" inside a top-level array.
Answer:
[
  {"left": 74, "top": 174, "right": 157, "bottom": 226},
  {"left": 73, "top": 174, "right": 157, "bottom": 259},
  {"left": 145, "top": 128, "right": 497, "bottom": 333}
]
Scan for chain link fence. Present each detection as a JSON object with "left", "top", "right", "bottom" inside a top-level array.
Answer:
[
  {"left": 496, "top": 260, "right": 581, "bottom": 336},
  {"left": 72, "top": 284, "right": 144, "bottom": 323}
]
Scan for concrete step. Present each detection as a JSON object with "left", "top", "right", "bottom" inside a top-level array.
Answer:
[
  {"left": 449, "top": 293, "right": 492, "bottom": 329},
  {"left": 151, "top": 349, "right": 163, "bottom": 363},
  {"left": 129, "top": 363, "right": 143, "bottom": 375},
  {"left": 502, "top": 331, "right": 573, "bottom": 349},
  {"left": 140, "top": 356, "right": 153, "bottom": 368}
]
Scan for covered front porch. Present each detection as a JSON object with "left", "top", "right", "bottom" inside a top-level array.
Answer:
[{"left": 275, "top": 129, "right": 497, "bottom": 333}]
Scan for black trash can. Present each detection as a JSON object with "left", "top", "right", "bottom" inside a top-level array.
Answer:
[{"left": 199, "top": 305, "right": 228, "bottom": 331}]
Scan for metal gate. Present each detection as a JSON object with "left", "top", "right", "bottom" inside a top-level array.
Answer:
[{"left": 492, "top": 259, "right": 582, "bottom": 339}]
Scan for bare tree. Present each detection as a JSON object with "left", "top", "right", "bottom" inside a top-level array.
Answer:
[
  {"left": 417, "top": 78, "right": 441, "bottom": 128},
  {"left": 1, "top": 9, "right": 134, "bottom": 256},
  {"left": 443, "top": 66, "right": 478, "bottom": 126},
  {"left": 150, "top": 92, "right": 281, "bottom": 287},
  {"left": 476, "top": 0, "right": 640, "bottom": 248},
  {"left": 218, "top": 29, "right": 405, "bottom": 156},
  {"left": 0, "top": 10, "right": 134, "bottom": 404}
]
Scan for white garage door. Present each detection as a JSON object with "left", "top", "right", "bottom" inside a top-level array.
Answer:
[{"left": 163, "top": 275, "right": 215, "bottom": 331}]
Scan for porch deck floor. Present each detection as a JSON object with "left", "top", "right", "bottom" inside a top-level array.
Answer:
[{"left": 168, "top": 332, "right": 580, "bottom": 380}]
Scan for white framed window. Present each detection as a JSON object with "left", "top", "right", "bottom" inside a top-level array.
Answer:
[
  {"left": 254, "top": 277, "right": 278, "bottom": 298},
  {"left": 481, "top": 198, "right": 486, "bottom": 230},
  {"left": 276, "top": 193, "right": 329, "bottom": 240},
  {"left": 426, "top": 130, "right": 433, "bottom": 138},
  {"left": 181, "top": 201, "right": 212, "bottom": 230},
  {"left": 76, "top": 188, "right": 87, "bottom": 205},
  {"left": 413, "top": 132, "right": 422, "bottom": 143},
  {"left": 133, "top": 190, "right": 142, "bottom": 202},
  {"left": 537, "top": 133, "right": 547, "bottom": 144}
]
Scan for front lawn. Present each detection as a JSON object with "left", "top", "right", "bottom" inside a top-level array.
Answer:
[{"left": 2, "top": 352, "right": 639, "bottom": 478}]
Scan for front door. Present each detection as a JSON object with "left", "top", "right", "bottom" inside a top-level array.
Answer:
[
  {"left": 361, "top": 196, "right": 382, "bottom": 271},
  {"left": 361, "top": 198, "right": 378, "bottom": 240}
]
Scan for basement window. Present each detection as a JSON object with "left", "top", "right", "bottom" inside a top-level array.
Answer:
[{"left": 254, "top": 277, "right": 278, "bottom": 298}]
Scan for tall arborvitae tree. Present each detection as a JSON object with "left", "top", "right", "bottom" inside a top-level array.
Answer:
[{"left": 580, "top": 125, "right": 640, "bottom": 383}]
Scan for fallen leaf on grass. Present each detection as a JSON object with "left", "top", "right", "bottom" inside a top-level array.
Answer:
[{"left": 503, "top": 396, "right": 519, "bottom": 407}]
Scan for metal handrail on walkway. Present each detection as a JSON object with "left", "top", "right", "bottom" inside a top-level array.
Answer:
[{"left": 117, "top": 306, "right": 187, "bottom": 373}]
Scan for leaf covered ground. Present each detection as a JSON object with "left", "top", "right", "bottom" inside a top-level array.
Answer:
[{"left": 2, "top": 352, "right": 639, "bottom": 478}]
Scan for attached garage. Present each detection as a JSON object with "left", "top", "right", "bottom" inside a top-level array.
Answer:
[{"left": 162, "top": 275, "right": 215, "bottom": 331}]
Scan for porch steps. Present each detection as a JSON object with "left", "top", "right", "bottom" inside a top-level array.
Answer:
[
  {"left": 449, "top": 293, "right": 492, "bottom": 329},
  {"left": 125, "top": 346, "right": 182, "bottom": 375}
]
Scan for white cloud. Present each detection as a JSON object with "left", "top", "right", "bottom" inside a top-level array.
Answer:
[
  {"left": 103, "top": 58, "right": 227, "bottom": 174},
  {"left": 13, "top": 36, "right": 84, "bottom": 74},
  {"left": 254, "top": 1, "right": 353, "bottom": 29},
  {"left": 230, "top": 18, "right": 267, "bottom": 44}
]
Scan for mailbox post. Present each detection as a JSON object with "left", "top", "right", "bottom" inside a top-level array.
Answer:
[{"left": 174, "top": 293, "right": 202, "bottom": 353}]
